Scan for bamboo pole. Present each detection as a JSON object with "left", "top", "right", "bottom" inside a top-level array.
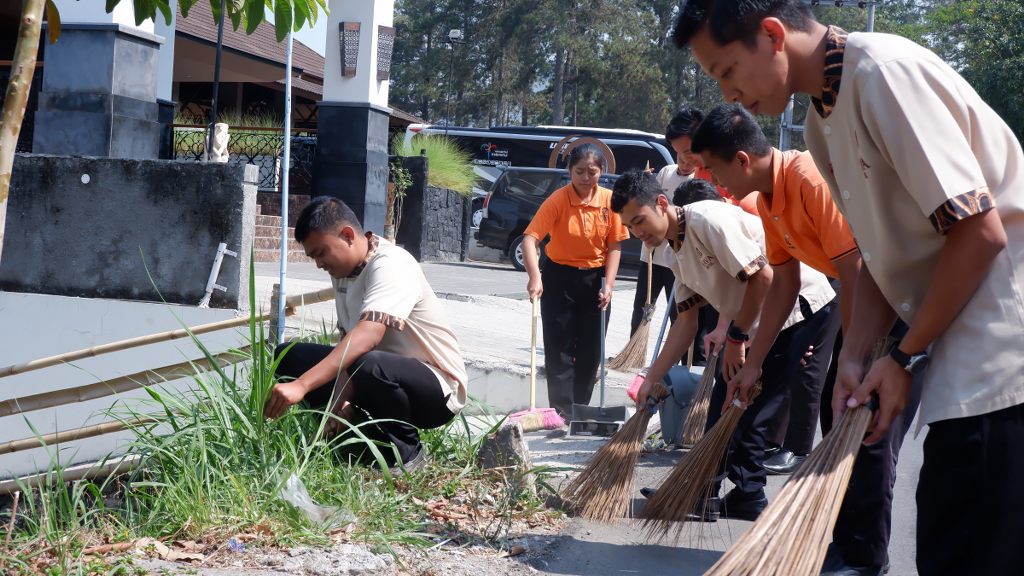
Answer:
[
  {"left": 0, "top": 348, "right": 249, "bottom": 418},
  {"left": 0, "top": 414, "right": 163, "bottom": 455},
  {"left": 0, "top": 286, "right": 335, "bottom": 379},
  {"left": 0, "top": 455, "right": 141, "bottom": 496}
]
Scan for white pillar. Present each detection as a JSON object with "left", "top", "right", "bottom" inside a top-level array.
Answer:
[{"left": 322, "top": 0, "right": 394, "bottom": 107}]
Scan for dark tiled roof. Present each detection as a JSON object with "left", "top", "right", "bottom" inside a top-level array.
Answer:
[
  {"left": 390, "top": 106, "right": 425, "bottom": 124},
  {"left": 175, "top": 0, "right": 325, "bottom": 81}
]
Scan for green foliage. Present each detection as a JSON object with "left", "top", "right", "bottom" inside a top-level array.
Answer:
[{"left": 393, "top": 134, "right": 478, "bottom": 196}]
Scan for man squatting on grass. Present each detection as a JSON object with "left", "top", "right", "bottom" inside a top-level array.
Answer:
[
  {"left": 692, "top": 103, "right": 923, "bottom": 576},
  {"left": 263, "top": 197, "right": 468, "bottom": 472},
  {"left": 673, "top": 1, "right": 1024, "bottom": 575},
  {"left": 614, "top": 171, "right": 836, "bottom": 520}
]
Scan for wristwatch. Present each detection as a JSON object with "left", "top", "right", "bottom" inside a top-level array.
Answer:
[
  {"left": 889, "top": 346, "right": 929, "bottom": 375},
  {"left": 726, "top": 321, "right": 749, "bottom": 344}
]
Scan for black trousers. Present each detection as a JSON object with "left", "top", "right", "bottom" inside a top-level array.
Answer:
[
  {"left": 767, "top": 294, "right": 842, "bottom": 454},
  {"left": 541, "top": 261, "right": 609, "bottom": 419},
  {"left": 705, "top": 302, "right": 831, "bottom": 497},
  {"left": 273, "top": 343, "right": 456, "bottom": 465},
  {"left": 823, "top": 319, "right": 921, "bottom": 568},
  {"left": 917, "top": 402, "right": 1024, "bottom": 576},
  {"left": 631, "top": 262, "right": 677, "bottom": 334}
]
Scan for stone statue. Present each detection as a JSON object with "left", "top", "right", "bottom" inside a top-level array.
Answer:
[{"left": 208, "top": 123, "right": 230, "bottom": 163}]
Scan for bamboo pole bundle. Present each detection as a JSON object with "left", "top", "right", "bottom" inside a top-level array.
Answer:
[
  {"left": 609, "top": 252, "right": 655, "bottom": 372},
  {"left": 0, "top": 414, "right": 166, "bottom": 456},
  {"left": 638, "top": 383, "right": 763, "bottom": 542},
  {"left": 562, "top": 382, "right": 668, "bottom": 522},
  {"left": 677, "top": 354, "right": 719, "bottom": 447},
  {"left": 701, "top": 337, "right": 896, "bottom": 576},
  {"left": 0, "top": 286, "right": 334, "bottom": 379}
]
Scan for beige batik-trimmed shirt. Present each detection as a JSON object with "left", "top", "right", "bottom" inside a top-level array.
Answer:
[
  {"left": 665, "top": 201, "right": 835, "bottom": 336},
  {"left": 804, "top": 28, "right": 1024, "bottom": 427},
  {"left": 331, "top": 234, "right": 468, "bottom": 414}
]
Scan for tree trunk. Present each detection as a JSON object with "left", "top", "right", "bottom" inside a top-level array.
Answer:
[
  {"left": 0, "top": 0, "right": 46, "bottom": 270},
  {"left": 551, "top": 47, "right": 565, "bottom": 126}
]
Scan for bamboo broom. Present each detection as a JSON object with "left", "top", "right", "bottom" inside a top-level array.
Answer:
[
  {"left": 701, "top": 337, "right": 896, "bottom": 576},
  {"left": 609, "top": 248, "right": 656, "bottom": 372},
  {"left": 637, "top": 382, "right": 763, "bottom": 542},
  {"left": 676, "top": 353, "right": 719, "bottom": 448},
  {"left": 562, "top": 381, "right": 669, "bottom": 523}
]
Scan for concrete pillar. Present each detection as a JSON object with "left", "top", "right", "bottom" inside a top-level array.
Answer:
[
  {"left": 32, "top": 1, "right": 164, "bottom": 159},
  {"left": 312, "top": 0, "right": 395, "bottom": 233}
]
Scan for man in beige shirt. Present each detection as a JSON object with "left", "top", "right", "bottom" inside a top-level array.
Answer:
[
  {"left": 263, "top": 197, "right": 468, "bottom": 473},
  {"left": 674, "top": 1, "right": 1024, "bottom": 575},
  {"left": 614, "top": 171, "right": 834, "bottom": 521}
]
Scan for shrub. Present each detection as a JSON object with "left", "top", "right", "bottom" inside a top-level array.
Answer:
[{"left": 392, "top": 134, "right": 478, "bottom": 196}]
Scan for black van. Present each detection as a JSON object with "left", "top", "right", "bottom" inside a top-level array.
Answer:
[{"left": 478, "top": 167, "right": 643, "bottom": 271}]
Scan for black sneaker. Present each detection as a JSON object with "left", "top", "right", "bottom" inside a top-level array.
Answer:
[{"left": 374, "top": 445, "right": 427, "bottom": 476}]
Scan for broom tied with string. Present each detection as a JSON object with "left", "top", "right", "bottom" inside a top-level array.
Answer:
[
  {"left": 676, "top": 352, "right": 719, "bottom": 448},
  {"left": 702, "top": 337, "right": 896, "bottom": 576},
  {"left": 609, "top": 247, "right": 656, "bottom": 372},
  {"left": 638, "top": 382, "right": 763, "bottom": 542},
  {"left": 562, "top": 381, "right": 669, "bottom": 523}
]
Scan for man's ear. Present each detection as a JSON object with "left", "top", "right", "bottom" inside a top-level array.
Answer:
[
  {"left": 737, "top": 151, "right": 751, "bottom": 170},
  {"left": 762, "top": 17, "right": 787, "bottom": 53},
  {"left": 339, "top": 225, "right": 357, "bottom": 243}
]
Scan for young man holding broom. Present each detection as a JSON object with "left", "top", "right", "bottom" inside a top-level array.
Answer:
[
  {"left": 693, "top": 102, "right": 921, "bottom": 575},
  {"left": 673, "top": 1, "right": 1024, "bottom": 574},
  {"left": 613, "top": 171, "right": 835, "bottom": 520},
  {"left": 263, "top": 197, "right": 468, "bottom": 473}
]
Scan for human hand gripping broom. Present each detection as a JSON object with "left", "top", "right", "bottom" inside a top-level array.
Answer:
[
  {"left": 508, "top": 297, "right": 565, "bottom": 432},
  {"left": 700, "top": 337, "right": 896, "bottom": 576}
]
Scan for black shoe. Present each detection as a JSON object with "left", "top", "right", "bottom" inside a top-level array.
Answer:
[
  {"left": 640, "top": 487, "right": 657, "bottom": 499},
  {"left": 820, "top": 564, "right": 884, "bottom": 576},
  {"left": 720, "top": 490, "right": 768, "bottom": 521},
  {"left": 686, "top": 496, "right": 720, "bottom": 522},
  {"left": 374, "top": 445, "right": 427, "bottom": 476},
  {"left": 764, "top": 448, "right": 807, "bottom": 475},
  {"left": 764, "top": 445, "right": 782, "bottom": 458}
]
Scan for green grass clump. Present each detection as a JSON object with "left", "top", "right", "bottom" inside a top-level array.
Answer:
[{"left": 392, "top": 134, "right": 478, "bottom": 196}]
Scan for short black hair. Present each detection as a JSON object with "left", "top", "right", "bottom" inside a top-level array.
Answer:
[
  {"left": 567, "top": 142, "right": 608, "bottom": 172},
  {"left": 610, "top": 169, "right": 662, "bottom": 214},
  {"left": 673, "top": 0, "right": 816, "bottom": 49},
  {"left": 691, "top": 103, "right": 772, "bottom": 162},
  {"left": 295, "top": 196, "right": 363, "bottom": 243},
  {"left": 673, "top": 178, "right": 724, "bottom": 207},
  {"left": 665, "top": 107, "right": 706, "bottom": 143}
]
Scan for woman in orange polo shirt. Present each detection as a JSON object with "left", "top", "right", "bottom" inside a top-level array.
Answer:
[{"left": 522, "top": 144, "right": 631, "bottom": 421}]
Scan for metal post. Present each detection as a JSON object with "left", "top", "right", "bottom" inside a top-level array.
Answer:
[
  {"left": 779, "top": 95, "right": 795, "bottom": 151},
  {"left": 206, "top": 0, "right": 225, "bottom": 160},
  {"left": 867, "top": 4, "right": 875, "bottom": 32},
  {"left": 445, "top": 45, "right": 454, "bottom": 136},
  {"left": 277, "top": 31, "right": 294, "bottom": 343}
]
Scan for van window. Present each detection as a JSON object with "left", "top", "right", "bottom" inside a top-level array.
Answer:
[{"left": 507, "top": 173, "right": 558, "bottom": 197}]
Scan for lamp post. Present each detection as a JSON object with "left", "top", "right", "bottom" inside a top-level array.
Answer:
[{"left": 442, "top": 29, "right": 465, "bottom": 136}]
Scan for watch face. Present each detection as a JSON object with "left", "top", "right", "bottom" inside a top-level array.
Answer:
[{"left": 908, "top": 354, "right": 930, "bottom": 374}]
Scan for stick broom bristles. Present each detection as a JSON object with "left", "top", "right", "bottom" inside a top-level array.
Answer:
[
  {"left": 701, "top": 337, "right": 896, "bottom": 576},
  {"left": 638, "top": 383, "right": 763, "bottom": 542},
  {"left": 609, "top": 251, "right": 656, "bottom": 372},
  {"left": 562, "top": 382, "right": 668, "bottom": 523},
  {"left": 677, "top": 354, "right": 719, "bottom": 447}
]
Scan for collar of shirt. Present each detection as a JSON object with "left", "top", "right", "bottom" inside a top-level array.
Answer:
[
  {"left": 812, "top": 26, "right": 849, "bottom": 119},
  {"left": 567, "top": 184, "right": 600, "bottom": 207},
  {"left": 667, "top": 206, "right": 687, "bottom": 251},
  {"left": 764, "top": 148, "right": 789, "bottom": 216},
  {"left": 346, "top": 232, "right": 380, "bottom": 279}
]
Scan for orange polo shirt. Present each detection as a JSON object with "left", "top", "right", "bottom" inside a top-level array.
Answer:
[
  {"left": 524, "top": 184, "right": 630, "bottom": 268},
  {"left": 756, "top": 148, "right": 858, "bottom": 278},
  {"left": 696, "top": 165, "right": 760, "bottom": 216}
]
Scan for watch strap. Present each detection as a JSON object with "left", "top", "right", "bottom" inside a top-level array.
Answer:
[{"left": 889, "top": 346, "right": 912, "bottom": 369}]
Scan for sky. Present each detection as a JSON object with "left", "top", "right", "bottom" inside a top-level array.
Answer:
[{"left": 264, "top": 9, "right": 329, "bottom": 56}]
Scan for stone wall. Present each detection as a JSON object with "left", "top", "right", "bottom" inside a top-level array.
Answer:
[
  {"left": 394, "top": 156, "right": 471, "bottom": 263},
  {"left": 0, "top": 155, "right": 257, "bottom": 309}
]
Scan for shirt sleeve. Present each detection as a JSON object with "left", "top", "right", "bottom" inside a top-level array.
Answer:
[
  {"left": 524, "top": 193, "right": 560, "bottom": 241},
  {"left": 698, "top": 208, "right": 769, "bottom": 283},
  {"left": 607, "top": 208, "right": 631, "bottom": 243},
  {"left": 860, "top": 60, "right": 995, "bottom": 235},
  {"left": 801, "top": 174, "right": 859, "bottom": 261},
  {"left": 359, "top": 254, "right": 422, "bottom": 331},
  {"left": 673, "top": 277, "right": 705, "bottom": 313}
]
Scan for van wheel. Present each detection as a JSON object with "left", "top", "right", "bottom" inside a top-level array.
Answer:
[{"left": 509, "top": 235, "right": 528, "bottom": 272}]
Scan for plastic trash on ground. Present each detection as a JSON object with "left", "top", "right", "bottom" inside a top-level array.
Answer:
[{"left": 277, "top": 473, "right": 355, "bottom": 528}]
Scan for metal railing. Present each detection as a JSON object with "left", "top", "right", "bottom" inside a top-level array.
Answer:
[{"left": 171, "top": 125, "right": 316, "bottom": 193}]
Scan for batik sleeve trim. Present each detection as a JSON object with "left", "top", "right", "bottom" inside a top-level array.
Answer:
[
  {"left": 928, "top": 188, "right": 995, "bottom": 235},
  {"left": 736, "top": 255, "right": 769, "bottom": 283},
  {"left": 358, "top": 311, "right": 406, "bottom": 331},
  {"left": 676, "top": 294, "right": 706, "bottom": 313}
]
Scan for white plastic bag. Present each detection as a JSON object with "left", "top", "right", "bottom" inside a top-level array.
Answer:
[{"left": 277, "top": 473, "right": 354, "bottom": 528}]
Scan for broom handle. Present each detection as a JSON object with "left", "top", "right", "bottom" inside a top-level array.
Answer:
[
  {"left": 651, "top": 287, "right": 674, "bottom": 361},
  {"left": 530, "top": 297, "right": 539, "bottom": 411},
  {"left": 645, "top": 248, "right": 653, "bottom": 306}
]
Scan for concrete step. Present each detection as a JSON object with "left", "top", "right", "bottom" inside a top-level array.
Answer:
[
  {"left": 256, "top": 204, "right": 263, "bottom": 216},
  {"left": 256, "top": 215, "right": 283, "bottom": 227},
  {"left": 254, "top": 249, "right": 310, "bottom": 263},
  {"left": 254, "top": 236, "right": 304, "bottom": 252},
  {"left": 255, "top": 225, "right": 296, "bottom": 239}
]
